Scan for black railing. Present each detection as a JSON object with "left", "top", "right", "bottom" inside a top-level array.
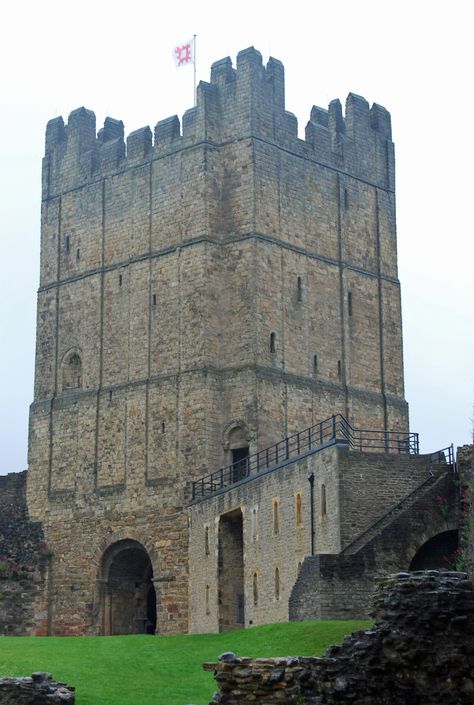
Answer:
[
  {"left": 429, "top": 444, "right": 456, "bottom": 472},
  {"left": 191, "top": 414, "right": 419, "bottom": 500}
]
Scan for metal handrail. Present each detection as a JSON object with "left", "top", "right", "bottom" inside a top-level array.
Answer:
[
  {"left": 429, "top": 444, "right": 456, "bottom": 472},
  {"left": 191, "top": 414, "right": 419, "bottom": 500}
]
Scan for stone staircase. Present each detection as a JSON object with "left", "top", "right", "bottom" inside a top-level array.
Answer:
[{"left": 341, "top": 468, "right": 451, "bottom": 556}]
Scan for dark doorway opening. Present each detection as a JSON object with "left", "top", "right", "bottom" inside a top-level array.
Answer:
[
  {"left": 409, "top": 530, "right": 459, "bottom": 571},
  {"left": 218, "top": 509, "right": 244, "bottom": 632},
  {"left": 232, "top": 446, "right": 249, "bottom": 482},
  {"left": 100, "top": 539, "right": 157, "bottom": 635}
]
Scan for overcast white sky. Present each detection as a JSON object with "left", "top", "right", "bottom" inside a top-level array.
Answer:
[{"left": 0, "top": 0, "right": 472, "bottom": 475}]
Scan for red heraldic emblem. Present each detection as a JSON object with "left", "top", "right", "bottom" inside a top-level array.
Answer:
[{"left": 173, "top": 40, "right": 194, "bottom": 67}]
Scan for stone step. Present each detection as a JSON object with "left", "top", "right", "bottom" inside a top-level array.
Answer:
[{"left": 341, "top": 470, "right": 450, "bottom": 556}]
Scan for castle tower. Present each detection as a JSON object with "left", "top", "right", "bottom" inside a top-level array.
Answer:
[{"left": 27, "top": 48, "right": 408, "bottom": 635}]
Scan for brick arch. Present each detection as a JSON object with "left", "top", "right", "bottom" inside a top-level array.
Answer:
[
  {"left": 93, "top": 530, "right": 160, "bottom": 636},
  {"left": 222, "top": 420, "right": 253, "bottom": 451},
  {"left": 405, "top": 517, "right": 459, "bottom": 568},
  {"left": 409, "top": 529, "right": 459, "bottom": 571},
  {"left": 91, "top": 527, "right": 160, "bottom": 577}
]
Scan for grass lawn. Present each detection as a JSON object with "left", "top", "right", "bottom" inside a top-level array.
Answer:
[{"left": 0, "top": 620, "right": 369, "bottom": 705}]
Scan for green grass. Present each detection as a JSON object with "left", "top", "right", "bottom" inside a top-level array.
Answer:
[{"left": 0, "top": 620, "right": 369, "bottom": 705}]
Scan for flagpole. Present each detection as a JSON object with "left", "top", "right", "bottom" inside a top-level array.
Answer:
[{"left": 193, "top": 34, "right": 197, "bottom": 107}]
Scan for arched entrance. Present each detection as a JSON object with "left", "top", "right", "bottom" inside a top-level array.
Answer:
[
  {"left": 409, "top": 530, "right": 459, "bottom": 571},
  {"left": 100, "top": 539, "right": 156, "bottom": 635},
  {"left": 223, "top": 424, "right": 250, "bottom": 483}
]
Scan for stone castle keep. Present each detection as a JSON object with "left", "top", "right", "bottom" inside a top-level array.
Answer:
[{"left": 1, "top": 47, "right": 465, "bottom": 637}]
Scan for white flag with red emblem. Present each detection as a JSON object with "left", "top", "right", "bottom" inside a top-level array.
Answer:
[{"left": 173, "top": 39, "right": 195, "bottom": 68}]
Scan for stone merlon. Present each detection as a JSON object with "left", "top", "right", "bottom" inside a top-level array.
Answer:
[{"left": 42, "top": 47, "right": 394, "bottom": 197}]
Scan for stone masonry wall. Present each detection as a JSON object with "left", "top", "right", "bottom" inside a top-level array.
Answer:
[
  {"left": 0, "top": 472, "right": 48, "bottom": 635},
  {"left": 28, "top": 46, "right": 408, "bottom": 635},
  {"left": 457, "top": 445, "right": 474, "bottom": 575},
  {"left": 188, "top": 442, "right": 434, "bottom": 632},
  {"left": 290, "top": 468, "right": 459, "bottom": 620},
  {"left": 202, "top": 571, "right": 474, "bottom": 705},
  {"left": 38, "top": 505, "right": 188, "bottom": 636}
]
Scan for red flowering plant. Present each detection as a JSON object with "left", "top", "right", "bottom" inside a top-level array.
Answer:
[{"left": 434, "top": 494, "right": 450, "bottom": 519}]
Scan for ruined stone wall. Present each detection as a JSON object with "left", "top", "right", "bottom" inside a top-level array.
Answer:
[
  {"left": 0, "top": 472, "right": 48, "bottom": 635},
  {"left": 457, "top": 444, "right": 474, "bottom": 574},
  {"left": 203, "top": 571, "right": 474, "bottom": 705},
  {"left": 0, "top": 673, "right": 74, "bottom": 705},
  {"left": 188, "top": 442, "right": 435, "bottom": 632},
  {"left": 28, "top": 46, "right": 408, "bottom": 635}
]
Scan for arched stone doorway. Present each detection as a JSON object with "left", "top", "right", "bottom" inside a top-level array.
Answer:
[
  {"left": 223, "top": 422, "right": 251, "bottom": 483},
  {"left": 409, "top": 530, "right": 459, "bottom": 571},
  {"left": 100, "top": 539, "right": 157, "bottom": 635}
]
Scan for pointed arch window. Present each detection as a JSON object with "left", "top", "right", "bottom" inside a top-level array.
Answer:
[{"left": 62, "top": 351, "right": 82, "bottom": 390}]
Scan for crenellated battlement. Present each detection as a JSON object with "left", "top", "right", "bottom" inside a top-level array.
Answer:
[{"left": 42, "top": 47, "right": 395, "bottom": 198}]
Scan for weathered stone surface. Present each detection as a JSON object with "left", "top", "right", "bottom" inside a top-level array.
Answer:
[
  {"left": 23, "top": 45, "right": 411, "bottom": 637},
  {"left": 0, "top": 672, "right": 74, "bottom": 704},
  {"left": 0, "top": 472, "right": 48, "bottom": 635},
  {"left": 5, "top": 46, "right": 467, "bottom": 640},
  {"left": 202, "top": 571, "right": 474, "bottom": 705}
]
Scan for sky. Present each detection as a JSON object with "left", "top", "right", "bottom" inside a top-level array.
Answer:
[{"left": 0, "top": 0, "right": 472, "bottom": 475}]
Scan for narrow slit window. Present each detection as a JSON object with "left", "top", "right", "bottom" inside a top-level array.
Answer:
[
  {"left": 76, "top": 248, "right": 80, "bottom": 261},
  {"left": 252, "top": 507, "right": 258, "bottom": 542},
  {"left": 161, "top": 422, "right": 166, "bottom": 433},
  {"left": 297, "top": 276, "right": 302, "bottom": 302},
  {"left": 337, "top": 360, "right": 342, "bottom": 379},
  {"left": 119, "top": 274, "right": 123, "bottom": 287},
  {"left": 205, "top": 526, "right": 210, "bottom": 556},
  {"left": 65, "top": 235, "right": 70, "bottom": 254},
  {"left": 152, "top": 293, "right": 157, "bottom": 306},
  {"left": 348, "top": 291, "right": 353, "bottom": 317},
  {"left": 205, "top": 585, "right": 210, "bottom": 615},
  {"left": 275, "top": 567, "right": 280, "bottom": 600},
  {"left": 313, "top": 354, "right": 318, "bottom": 375},
  {"left": 344, "top": 188, "right": 349, "bottom": 209},
  {"left": 321, "top": 484, "right": 327, "bottom": 517},
  {"left": 296, "top": 493, "right": 302, "bottom": 526},
  {"left": 273, "top": 499, "right": 279, "bottom": 535},
  {"left": 253, "top": 572, "right": 258, "bottom": 606},
  {"left": 270, "top": 332, "right": 276, "bottom": 353}
]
